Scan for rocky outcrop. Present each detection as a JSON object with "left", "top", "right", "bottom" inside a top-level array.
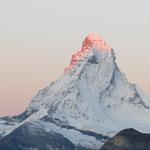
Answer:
[{"left": 100, "top": 128, "right": 150, "bottom": 150}]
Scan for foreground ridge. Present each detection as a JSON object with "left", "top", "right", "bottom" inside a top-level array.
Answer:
[{"left": 101, "top": 128, "right": 150, "bottom": 150}]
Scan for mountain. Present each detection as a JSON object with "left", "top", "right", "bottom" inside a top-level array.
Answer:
[
  {"left": 100, "top": 128, "right": 150, "bottom": 150},
  {"left": 0, "top": 34, "right": 150, "bottom": 150}
]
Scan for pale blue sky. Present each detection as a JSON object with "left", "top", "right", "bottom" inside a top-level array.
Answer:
[{"left": 0, "top": 0, "right": 150, "bottom": 115}]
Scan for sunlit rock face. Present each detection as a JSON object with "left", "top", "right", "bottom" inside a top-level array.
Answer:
[
  {"left": 82, "top": 34, "right": 111, "bottom": 51},
  {"left": 65, "top": 34, "right": 111, "bottom": 73}
]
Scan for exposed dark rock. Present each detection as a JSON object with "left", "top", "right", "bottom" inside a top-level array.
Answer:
[
  {"left": 88, "top": 55, "right": 99, "bottom": 64},
  {"left": 100, "top": 128, "right": 150, "bottom": 150},
  {"left": 0, "top": 122, "right": 90, "bottom": 150}
]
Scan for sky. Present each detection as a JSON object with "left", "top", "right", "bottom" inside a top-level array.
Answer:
[{"left": 0, "top": 0, "right": 150, "bottom": 116}]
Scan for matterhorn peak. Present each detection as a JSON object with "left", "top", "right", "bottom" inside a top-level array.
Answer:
[
  {"left": 1, "top": 33, "right": 150, "bottom": 150},
  {"left": 82, "top": 33, "right": 112, "bottom": 51},
  {"left": 65, "top": 34, "right": 112, "bottom": 73}
]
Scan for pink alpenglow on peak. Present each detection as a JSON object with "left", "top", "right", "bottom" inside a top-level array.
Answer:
[
  {"left": 64, "top": 34, "right": 112, "bottom": 73},
  {"left": 82, "top": 34, "right": 111, "bottom": 51}
]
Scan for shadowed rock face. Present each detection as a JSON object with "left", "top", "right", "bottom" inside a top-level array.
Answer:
[
  {"left": 0, "top": 123, "right": 89, "bottom": 150},
  {"left": 100, "top": 128, "right": 150, "bottom": 150}
]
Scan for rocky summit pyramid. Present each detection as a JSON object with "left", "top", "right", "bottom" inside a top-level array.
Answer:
[{"left": 0, "top": 34, "right": 150, "bottom": 150}]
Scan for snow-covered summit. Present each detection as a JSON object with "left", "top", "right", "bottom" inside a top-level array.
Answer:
[
  {"left": 65, "top": 34, "right": 111, "bottom": 73},
  {"left": 81, "top": 34, "right": 111, "bottom": 51}
]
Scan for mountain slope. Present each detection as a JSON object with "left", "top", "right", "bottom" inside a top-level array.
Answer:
[{"left": 0, "top": 34, "right": 150, "bottom": 149}]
